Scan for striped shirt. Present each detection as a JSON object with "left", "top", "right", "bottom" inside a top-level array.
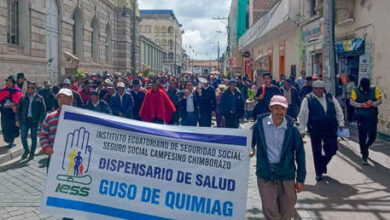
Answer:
[{"left": 40, "top": 108, "right": 60, "bottom": 153}]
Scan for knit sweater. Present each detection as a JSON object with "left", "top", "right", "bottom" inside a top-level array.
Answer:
[{"left": 40, "top": 108, "right": 60, "bottom": 153}]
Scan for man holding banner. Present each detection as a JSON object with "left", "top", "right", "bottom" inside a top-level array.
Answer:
[{"left": 250, "top": 95, "right": 306, "bottom": 220}]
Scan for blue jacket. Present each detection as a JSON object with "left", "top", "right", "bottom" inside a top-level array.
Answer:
[
  {"left": 109, "top": 92, "right": 134, "bottom": 118},
  {"left": 85, "top": 100, "right": 112, "bottom": 115},
  {"left": 252, "top": 114, "right": 306, "bottom": 183}
]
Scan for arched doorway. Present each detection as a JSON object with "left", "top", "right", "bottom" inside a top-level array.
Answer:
[{"left": 46, "top": 0, "right": 59, "bottom": 83}]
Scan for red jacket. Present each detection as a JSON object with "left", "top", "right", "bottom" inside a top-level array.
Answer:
[
  {"left": 139, "top": 88, "right": 176, "bottom": 124},
  {"left": 0, "top": 86, "right": 23, "bottom": 105}
]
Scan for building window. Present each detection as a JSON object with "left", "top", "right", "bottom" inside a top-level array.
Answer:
[
  {"left": 168, "top": 52, "right": 174, "bottom": 60},
  {"left": 163, "top": 52, "right": 167, "bottom": 60},
  {"left": 168, "top": 26, "right": 174, "bottom": 34},
  {"left": 168, "top": 40, "right": 174, "bottom": 49},
  {"left": 91, "top": 17, "right": 100, "bottom": 60},
  {"left": 310, "top": 0, "right": 317, "bottom": 16},
  {"left": 105, "top": 24, "right": 112, "bottom": 63},
  {"left": 73, "top": 7, "right": 84, "bottom": 58},
  {"left": 161, "top": 39, "right": 167, "bottom": 46},
  {"left": 7, "top": 0, "right": 19, "bottom": 45}
]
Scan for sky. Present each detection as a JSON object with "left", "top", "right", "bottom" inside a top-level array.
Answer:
[{"left": 138, "top": 0, "right": 231, "bottom": 60}]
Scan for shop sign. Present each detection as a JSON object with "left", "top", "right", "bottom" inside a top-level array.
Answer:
[
  {"left": 359, "top": 55, "right": 370, "bottom": 82},
  {"left": 303, "top": 18, "right": 324, "bottom": 43}
]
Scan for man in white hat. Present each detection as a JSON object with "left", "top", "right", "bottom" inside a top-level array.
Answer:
[
  {"left": 109, "top": 82, "right": 134, "bottom": 118},
  {"left": 40, "top": 88, "right": 74, "bottom": 167},
  {"left": 298, "top": 80, "right": 344, "bottom": 181},
  {"left": 250, "top": 95, "right": 306, "bottom": 220}
]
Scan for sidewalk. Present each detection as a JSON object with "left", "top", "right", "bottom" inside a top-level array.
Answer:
[{"left": 295, "top": 127, "right": 390, "bottom": 219}]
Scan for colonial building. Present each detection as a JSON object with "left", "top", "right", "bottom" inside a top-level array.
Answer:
[
  {"left": 0, "top": 0, "right": 140, "bottom": 84},
  {"left": 139, "top": 10, "right": 184, "bottom": 75},
  {"left": 139, "top": 35, "right": 164, "bottom": 73}
]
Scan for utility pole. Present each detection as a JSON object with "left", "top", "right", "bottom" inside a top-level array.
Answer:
[
  {"left": 174, "top": 32, "right": 177, "bottom": 75},
  {"left": 217, "top": 41, "right": 220, "bottom": 72},
  {"left": 131, "top": 0, "right": 137, "bottom": 75},
  {"left": 324, "top": 0, "right": 336, "bottom": 95}
]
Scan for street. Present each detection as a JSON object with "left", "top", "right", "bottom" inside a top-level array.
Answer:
[{"left": 1, "top": 122, "right": 389, "bottom": 220}]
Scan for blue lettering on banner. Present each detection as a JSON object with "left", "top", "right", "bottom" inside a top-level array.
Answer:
[
  {"left": 164, "top": 191, "right": 233, "bottom": 217},
  {"left": 99, "top": 179, "right": 137, "bottom": 200},
  {"left": 46, "top": 197, "right": 171, "bottom": 220},
  {"left": 63, "top": 111, "right": 246, "bottom": 146}
]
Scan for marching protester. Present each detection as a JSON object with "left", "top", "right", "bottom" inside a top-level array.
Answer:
[
  {"left": 40, "top": 88, "right": 74, "bottom": 167},
  {"left": 250, "top": 95, "right": 306, "bottom": 220},
  {"left": 139, "top": 80, "right": 176, "bottom": 124},
  {"left": 78, "top": 79, "right": 91, "bottom": 105},
  {"left": 253, "top": 73, "right": 281, "bottom": 119},
  {"left": 179, "top": 81, "right": 199, "bottom": 126},
  {"left": 281, "top": 77, "right": 300, "bottom": 119},
  {"left": 197, "top": 78, "right": 216, "bottom": 127},
  {"left": 130, "top": 79, "right": 146, "bottom": 120},
  {"left": 299, "top": 76, "right": 313, "bottom": 102},
  {"left": 350, "top": 78, "right": 382, "bottom": 165},
  {"left": 85, "top": 91, "right": 112, "bottom": 115},
  {"left": 296, "top": 70, "right": 307, "bottom": 90},
  {"left": 16, "top": 72, "right": 28, "bottom": 94},
  {"left": 62, "top": 79, "right": 84, "bottom": 108},
  {"left": 109, "top": 82, "right": 134, "bottom": 118},
  {"left": 298, "top": 80, "right": 344, "bottom": 181},
  {"left": 16, "top": 82, "right": 46, "bottom": 159},
  {"left": 220, "top": 79, "right": 244, "bottom": 128},
  {"left": 38, "top": 81, "right": 57, "bottom": 113},
  {"left": 166, "top": 78, "right": 181, "bottom": 125},
  {"left": 0, "top": 76, "right": 24, "bottom": 148}
]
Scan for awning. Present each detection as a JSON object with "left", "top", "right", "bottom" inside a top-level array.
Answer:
[
  {"left": 254, "top": 53, "right": 268, "bottom": 62},
  {"left": 335, "top": 37, "right": 365, "bottom": 55}
]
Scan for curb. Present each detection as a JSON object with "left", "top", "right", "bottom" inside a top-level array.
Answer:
[{"left": 0, "top": 146, "right": 24, "bottom": 165}]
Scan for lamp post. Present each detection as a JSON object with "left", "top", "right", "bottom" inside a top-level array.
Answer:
[{"left": 131, "top": 0, "right": 137, "bottom": 75}]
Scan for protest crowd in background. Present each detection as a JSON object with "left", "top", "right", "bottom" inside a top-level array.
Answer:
[{"left": 0, "top": 68, "right": 382, "bottom": 219}]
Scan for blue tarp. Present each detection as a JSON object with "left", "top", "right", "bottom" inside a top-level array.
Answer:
[{"left": 335, "top": 37, "right": 365, "bottom": 54}]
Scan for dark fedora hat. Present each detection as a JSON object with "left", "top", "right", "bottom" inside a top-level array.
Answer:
[{"left": 6, "top": 75, "right": 16, "bottom": 83}]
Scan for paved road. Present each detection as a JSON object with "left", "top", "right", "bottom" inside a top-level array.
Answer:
[{"left": 1, "top": 121, "right": 390, "bottom": 219}]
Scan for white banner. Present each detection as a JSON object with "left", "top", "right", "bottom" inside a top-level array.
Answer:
[{"left": 41, "top": 106, "right": 251, "bottom": 220}]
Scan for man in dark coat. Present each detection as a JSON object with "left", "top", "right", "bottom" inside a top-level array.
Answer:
[
  {"left": 300, "top": 76, "right": 313, "bottom": 102},
  {"left": 254, "top": 73, "right": 282, "bottom": 119},
  {"left": 16, "top": 82, "right": 46, "bottom": 159},
  {"left": 38, "top": 81, "right": 56, "bottom": 113},
  {"left": 85, "top": 91, "right": 112, "bottom": 115},
  {"left": 0, "top": 76, "right": 24, "bottom": 148},
  {"left": 298, "top": 80, "right": 345, "bottom": 181},
  {"left": 178, "top": 81, "right": 199, "bottom": 126},
  {"left": 62, "top": 79, "right": 84, "bottom": 108},
  {"left": 197, "top": 80, "right": 216, "bottom": 127},
  {"left": 130, "top": 79, "right": 146, "bottom": 120},
  {"left": 166, "top": 78, "right": 180, "bottom": 125},
  {"left": 220, "top": 79, "right": 244, "bottom": 128},
  {"left": 109, "top": 82, "right": 134, "bottom": 118}
]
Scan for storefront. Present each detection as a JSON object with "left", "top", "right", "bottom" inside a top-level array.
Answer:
[
  {"left": 335, "top": 37, "right": 367, "bottom": 85},
  {"left": 301, "top": 18, "right": 325, "bottom": 78}
]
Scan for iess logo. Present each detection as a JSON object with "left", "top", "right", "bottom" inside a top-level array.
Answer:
[{"left": 55, "top": 127, "right": 93, "bottom": 197}]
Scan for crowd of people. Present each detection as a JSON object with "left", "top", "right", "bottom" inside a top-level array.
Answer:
[{"left": 0, "top": 69, "right": 383, "bottom": 219}]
